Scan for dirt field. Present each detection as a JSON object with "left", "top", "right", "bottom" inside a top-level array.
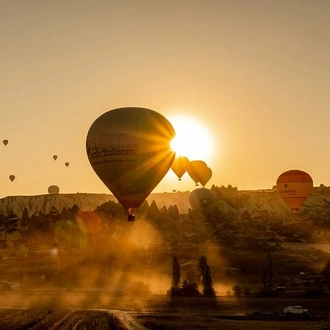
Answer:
[
  {"left": 0, "top": 309, "right": 127, "bottom": 330},
  {"left": 0, "top": 308, "right": 325, "bottom": 330},
  {"left": 0, "top": 292, "right": 328, "bottom": 329}
]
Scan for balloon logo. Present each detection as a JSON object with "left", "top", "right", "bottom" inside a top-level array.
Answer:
[
  {"left": 86, "top": 107, "right": 176, "bottom": 220},
  {"left": 53, "top": 155, "right": 58, "bottom": 161},
  {"left": 171, "top": 156, "right": 189, "bottom": 180},
  {"left": 9, "top": 175, "right": 15, "bottom": 182},
  {"left": 48, "top": 185, "right": 60, "bottom": 194},
  {"left": 65, "top": 162, "right": 70, "bottom": 167},
  {"left": 3, "top": 140, "right": 8, "bottom": 146},
  {"left": 276, "top": 169, "right": 313, "bottom": 213}
]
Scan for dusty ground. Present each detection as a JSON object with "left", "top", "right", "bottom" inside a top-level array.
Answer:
[
  {"left": 0, "top": 309, "right": 127, "bottom": 330},
  {"left": 0, "top": 308, "right": 325, "bottom": 330},
  {"left": 0, "top": 292, "right": 328, "bottom": 329}
]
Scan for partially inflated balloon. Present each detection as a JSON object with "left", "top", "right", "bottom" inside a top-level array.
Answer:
[
  {"left": 48, "top": 185, "right": 60, "bottom": 194},
  {"left": 53, "top": 155, "right": 58, "bottom": 161},
  {"left": 189, "top": 188, "right": 216, "bottom": 209},
  {"left": 3, "top": 140, "right": 8, "bottom": 146},
  {"left": 171, "top": 156, "right": 189, "bottom": 180},
  {"left": 9, "top": 175, "right": 15, "bottom": 182},
  {"left": 276, "top": 169, "right": 313, "bottom": 213},
  {"left": 86, "top": 107, "right": 175, "bottom": 219},
  {"left": 187, "top": 160, "right": 207, "bottom": 186}
]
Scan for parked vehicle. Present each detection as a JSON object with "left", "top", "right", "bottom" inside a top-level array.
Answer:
[
  {"left": 275, "top": 286, "right": 286, "bottom": 292},
  {"left": 283, "top": 305, "right": 308, "bottom": 316}
]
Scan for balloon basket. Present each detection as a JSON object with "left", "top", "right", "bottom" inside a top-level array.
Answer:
[{"left": 127, "top": 214, "right": 136, "bottom": 222}]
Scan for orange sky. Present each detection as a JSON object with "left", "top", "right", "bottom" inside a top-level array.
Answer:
[{"left": 1, "top": 0, "right": 330, "bottom": 197}]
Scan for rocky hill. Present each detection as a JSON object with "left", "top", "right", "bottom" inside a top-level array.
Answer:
[
  {"left": 0, "top": 186, "right": 329, "bottom": 220},
  {"left": 0, "top": 193, "right": 116, "bottom": 218},
  {"left": 0, "top": 192, "right": 191, "bottom": 219}
]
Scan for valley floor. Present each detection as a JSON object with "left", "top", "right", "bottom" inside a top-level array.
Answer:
[{"left": 0, "top": 292, "right": 329, "bottom": 329}]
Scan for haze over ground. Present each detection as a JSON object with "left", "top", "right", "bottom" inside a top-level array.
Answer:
[{"left": 1, "top": 0, "right": 330, "bottom": 198}]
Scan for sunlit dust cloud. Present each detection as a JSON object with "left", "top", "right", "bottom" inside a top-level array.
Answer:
[{"left": 0, "top": 211, "right": 178, "bottom": 311}]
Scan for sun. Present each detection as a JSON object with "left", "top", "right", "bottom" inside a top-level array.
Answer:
[{"left": 168, "top": 115, "right": 215, "bottom": 163}]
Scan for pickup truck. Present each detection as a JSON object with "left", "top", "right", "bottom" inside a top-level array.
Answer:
[{"left": 283, "top": 305, "right": 308, "bottom": 315}]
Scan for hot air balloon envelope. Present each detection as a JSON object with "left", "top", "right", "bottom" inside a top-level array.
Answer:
[
  {"left": 187, "top": 160, "right": 208, "bottom": 186},
  {"left": 53, "top": 155, "right": 58, "bottom": 161},
  {"left": 199, "top": 166, "right": 212, "bottom": 187},
  {"left": 3, "top": 140, "right": 8, "bottom": 146},
  {"left": 9, "top": 175, "right": 15, "bottom": 182},
  {"left": 65, "top": 162, "right": 70, "bottom": 167},
  {"left": 171, "top": 156, "right": 189, "bottom": 180},
  {"left": 276, "top": 169, "right": 313, "bottom": 212},
  {"left": 189, "top": 188, "right": 216, "bottom": 209},
  {"left": 86, "top": 107, "right": 175, "bottom": 217},
  {"left": 48, "top": 185, "right": 60, "bottom": 194}
]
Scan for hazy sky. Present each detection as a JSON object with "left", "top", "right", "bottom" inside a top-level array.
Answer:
[{"left": 1, "top": 0, "right": 330, "bottom": 197}]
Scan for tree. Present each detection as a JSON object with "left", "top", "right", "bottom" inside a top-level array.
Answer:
[
  {"left": 261, "top": 253, "right": 273, "bottom": 292},
  {"left": 172, "top": 256, "right": 180, "bottom": 289},
  {"left": 198, "top": 255, "right": 215, "bottom": 296},
  {"left": 180, "top": 280, "right": 200, "bottom": 297}
]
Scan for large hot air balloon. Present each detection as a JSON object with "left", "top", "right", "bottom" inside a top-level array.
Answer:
[
  {"left": 86, "top": 107, "right": 175, "bottom": 220},
  {"left": 276, "top": 169, "right": 313, "bottom": 213},
  {"left": 65, "top": 162, "right": 70, "bottom": 167},
  {"left": 187, "top": 160, "right": 207, "bottom": 186},
  {"left": 3, "top": 140, "right": 8, "bottom": 146},
  {"left": 171, "top": 156, "right": 189, "bottom": 180},
  {"left": 53, "top": 155, "right": 58, "bottom": 161},
  {"left": 9, "top": 175, "right": 15, "bottom": 182},
  {"left": 48, "top": 185, "right": 60, "bottom": 194},
  {"left": 189, "top": 188, "right": 217, "bottom": 209}
]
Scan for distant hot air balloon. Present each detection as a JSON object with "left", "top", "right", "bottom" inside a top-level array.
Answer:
[
  {"left": 9, "top": 175, "right": 15, "bottom": 182},
  {"left": 276, "top": 169, "right": 313, "bottom": 213},
  {"left": 189, "top": 188, "right": 217, "bottom": 209},
  {"left": 3, "top": 140, "right": 8, "bottom": 146},
  {"left": 48, "top": 185, "right": 60, "bottom": 194},
  {"left": 171, "top": 156, "right": 189, "bottom": 180},
  {"left": 187, "top": 160, "right": 208, "bottom": 186},
  {"left": 199, "top": 166, "right": 212, "bottom": 187},
  {"left": 65, "top": 162, "right": 70, "bottom": 167},
  {"left": 86, "top": 107, "right": 175, "bottom": 221},
  {"left": 53, "top": 155, "right": 58, "bottom": 161}
]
